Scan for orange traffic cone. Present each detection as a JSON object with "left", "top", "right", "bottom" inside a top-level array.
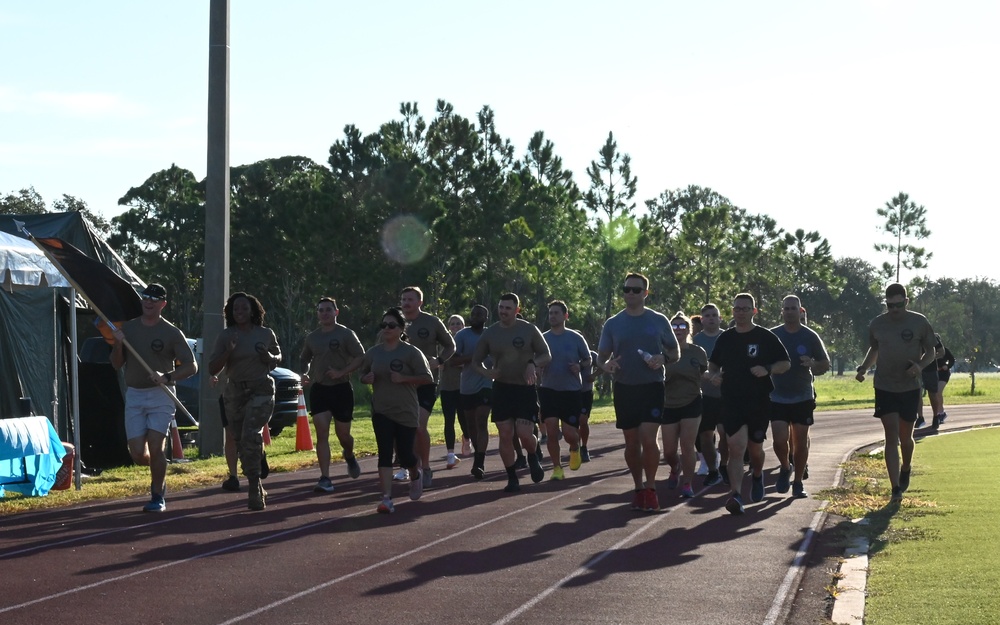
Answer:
[
  {"left": 262, "top": 423, "right": 272, "bottom": 446},
  {"left": 294, "top": 389, "right": 314, "bottom": 452},
  {"left": 169, "top": 420, "right": 188, "bottom": 462}
]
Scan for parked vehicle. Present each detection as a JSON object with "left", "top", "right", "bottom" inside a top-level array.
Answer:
[{"left": 79, "top": 337, "right": 302, "bottom": 436}]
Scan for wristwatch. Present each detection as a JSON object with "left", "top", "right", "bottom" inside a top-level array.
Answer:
[{"left": 856, "top": 365, "right": 866, "bottom": 374}]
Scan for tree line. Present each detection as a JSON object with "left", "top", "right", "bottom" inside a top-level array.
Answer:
[{"left": 4, "top": 100, "right": 998, "bottom": 385}]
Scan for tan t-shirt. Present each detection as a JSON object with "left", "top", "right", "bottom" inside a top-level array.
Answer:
[
  {"left": 361, "top": 341, "right": 432, "bottom": 426},
  {"left": 663, "top": 343, "right": 707, "bottom": 408},
  {"left": 869, "top": 310, "right": 936, "bottom": 392},
  {"left": 472, "top": 319, "right": 551, "bottom": 386},
  {"left": 405, "top": 311, "right": 455, "bottom": 381},
  {"left": 210, "top": 325, "right": 281, "bottom": 382},
  {"left": 120, "top": 317, "right": 194, "bottom": 389},
  {"left": 300, "top": 324, "right": 364, "bottom": 386}
]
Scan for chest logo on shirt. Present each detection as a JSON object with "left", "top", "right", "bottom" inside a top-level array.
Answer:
[
  {"left": 688, "top": 357, "right": 701, "bottom": 369},
  {"left": 255, "top": 342, "right": 267, "bottom": 354},
  {"left": 747, "top": 344, "right": 759, "bottom": 358},
  {"left": 328, "top": 338, "right": 341, "bottom": 352},
  {"left": 150, "top": 339, "right": 164, "bottom": 353},
  {"left": 512, "top": 336, "right": 525, "bottom": 348},
  {"left": 901, "top": 329, "right": 914, "bottom": 342},
  {"left": 797, "top": 345, "right": 808, "bottom": 356},
  {"left": 390, "top": 359, "right": 404, "bottom": 372},
  {"left": 417, "top": 327, "right": 430, "bottom": 339}
]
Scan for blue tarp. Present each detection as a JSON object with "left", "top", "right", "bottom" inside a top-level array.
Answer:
[{"left": 0, "top": 416, "right": 67, "bottom": 497}]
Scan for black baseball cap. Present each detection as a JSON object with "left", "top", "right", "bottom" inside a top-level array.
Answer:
[{"left": 141, "top": 283, "right": 167, "bottom": 300}]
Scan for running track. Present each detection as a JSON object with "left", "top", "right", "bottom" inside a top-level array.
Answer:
[{"left": 2, "top": 405, "right": 996, "bottom": 625}]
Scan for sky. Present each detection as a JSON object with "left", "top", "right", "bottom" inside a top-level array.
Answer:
[{"left": 2, "top": 1, "right": 997, "bottom": 285}]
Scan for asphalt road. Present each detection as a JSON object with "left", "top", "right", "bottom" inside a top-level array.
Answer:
[{"left": 1, "top": 404, "right": 996, "bottom": 625}]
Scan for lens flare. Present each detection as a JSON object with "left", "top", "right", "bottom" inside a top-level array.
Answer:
[
  {"left": 599, "top": 215, "right": 639, "bottom": 252},
  {"left": 381, "top": 215, "right": 432, "bottom": 265}
]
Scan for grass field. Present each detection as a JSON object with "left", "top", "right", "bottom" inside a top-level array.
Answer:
[
  {"left": 819, "top": 427, "right": 1000, "bottom": 625},
  {"left": 1, "top": 373, "right": 997, "bottom": 515}
]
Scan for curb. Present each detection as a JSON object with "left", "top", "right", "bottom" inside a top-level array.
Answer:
[{"left": 830, "top": 519, "right": 870, "bottom": 625}]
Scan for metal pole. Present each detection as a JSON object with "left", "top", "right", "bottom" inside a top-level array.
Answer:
[
  {"left": 69, "top": 287, "right": 82, "bottom": 490},
  {"left": 200, "top": 0, "right": 230, "bottom": 457}
]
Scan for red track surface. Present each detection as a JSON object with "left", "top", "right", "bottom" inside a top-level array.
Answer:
[{"left": 2, "top": 406, "right": 996, "bottom": 625}]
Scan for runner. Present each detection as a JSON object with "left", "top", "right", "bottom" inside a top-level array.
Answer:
[
  {"left": 661, "top": 312, "right": 707, "bottom": 498},
  {"left": 449, "top": 305, "right": 493, "bottom": 479}
]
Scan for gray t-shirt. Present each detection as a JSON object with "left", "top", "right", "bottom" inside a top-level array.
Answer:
[
  {"left": 406, "top": 311, "right": 455, "bottom": 382},
  {"left": 120, "top": 317, "right": 194, "bottom": 389},
  {"left": 540, "top": 329, "right": 591, "bottom": 391},
  {"left": 360, "top": 341, "right": 432, "bottom": 427},
  {"left": 299, "top": 324, "right": 364, "bottom": 387},
  {"left": 769, "top": 324, "right": 830, "bottom": 403},
  {"left": 693, "top": 331, "right": 723, "bottom": 398},
  {"left": 455, "top": 327, "right": 492, "bottom": 395},
  {"left": 597, "top": 308, "right": 678, "bottom": 385}
]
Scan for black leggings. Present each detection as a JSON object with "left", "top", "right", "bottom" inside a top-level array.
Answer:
[
  {"left": 372, "top": 412, "right": 418, "bottom": 468},
  {"left": 440, "top": 389, "right": 463, "bottom": 448}
]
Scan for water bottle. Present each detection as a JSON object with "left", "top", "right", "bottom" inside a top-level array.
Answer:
[{"left": 637, "top": 349, "right": 653, "bottom": 363}]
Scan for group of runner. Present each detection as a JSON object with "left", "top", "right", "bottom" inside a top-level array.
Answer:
[{"left": 112, "top": 276, "right": 942, "bottom": 515}]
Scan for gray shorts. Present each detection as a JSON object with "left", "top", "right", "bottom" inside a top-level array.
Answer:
[{"left": 124, "top": 386, "right": 176, "bottom": 440}]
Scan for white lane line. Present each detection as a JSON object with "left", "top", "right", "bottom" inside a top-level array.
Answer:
[
  {"left": 213, "top": 479, "right": 618, "bottom": 625},
  {"left": 490, "top": 492, "right": 692, "bottom": 625}
]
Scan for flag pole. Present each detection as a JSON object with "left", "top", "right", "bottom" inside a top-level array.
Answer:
[{"left": 15, "top": 221, "right": 198, "bottom": 426}]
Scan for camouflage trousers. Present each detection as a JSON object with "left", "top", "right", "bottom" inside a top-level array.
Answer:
[{"left": 223, "top": 377, "right": 275, "bottom": 479}]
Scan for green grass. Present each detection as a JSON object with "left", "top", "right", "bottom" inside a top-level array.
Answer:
[
  {"left": 2, "top": 373, "right": 997, "bottom": 515},
  {"left": 819, "top": 428, "right": 1000, "bottom": 625}
]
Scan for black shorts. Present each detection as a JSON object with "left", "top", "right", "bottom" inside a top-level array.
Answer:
[
  {"left": 539, "top": 387, "right": 582, "bottom": 427},
  {"left": 721, "top": 394, "right": 771, "bottom": 443},
  {"left": 921, "top": 368, "right": 939, "bottom": 393},
  {"left": 612, "top": 381, "right": 665, "bottom": 430},
  {"left": 491, "top": 382, "right": 539, "bottom": 423},
  {"left": 416, "top": 383, "right": 438, "bottom": 413},
  {"left": 662, "top": 396, "right": 702, "bottom": 425},
  {"left": 460, "top": 388, "right": 492, "bottom": 410},
  {"left": 770, "top": 399, "right": 815, "bottom": 427},
  {"left": 873, "top": 388, "right": 921, "bottom": 423},
  {"left": 309, "top": 382, "right": 355, "bottom": 422},
  {"left": 699, "top": 396, "right": 722, "bottom": 433},
  {"left": 580, "top": 390, "right": 594, "bottom": 417}
]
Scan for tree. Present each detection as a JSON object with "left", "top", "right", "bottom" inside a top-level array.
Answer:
[
  {"left": 52, "top": 194, "right": 112, "bottom": 235},
  {"left": 0, "top": 187, "right": 47, "bottom": 214},
  {"left": 782, "top": 228, "right": 843, "bottom": 302},
  {"left": 874, "top": 191, "right": 931, "bottom": 283},
  {"left": 582, "top": 132, "right": 638, "bottom": 319},
  {"left": 110, "top": 165, "right": 206, "bottom": 334}
]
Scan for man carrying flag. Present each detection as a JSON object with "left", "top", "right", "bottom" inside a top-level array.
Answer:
[{"left": 110, "top": 283, "right": 197, "bottom": 512}]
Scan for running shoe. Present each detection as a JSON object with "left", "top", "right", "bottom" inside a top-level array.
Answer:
[
  {"left": 631, "top": 489, "right": 645, "bottom": 511},
  {"left": 534, "top": 444, "right": 544, "bottom": 463},
  {"left": 666, "top": 471, "right": 680, "bottom": 490},
  {"left": 346, "top": 455, "right": 362, "bottom": 479},
  {"left": 514, "top": 455, "right": 528, "bottom": 470},
  {"left": 891, "top": 486, "right": 903, "bottom": 503},
  {"left": 461, "top": 437, "right": 472, "bottom": 457},
  {"left": 644, "top": 488, "right": 660, "bottom": 512},
  {"left": 580, "top": 445, "right": 591, "bottom": 463},
  {"left": 775, "top": 466, "right": 791, "bottom": 494},
  {"left": 899, "top": 469, "right": 911, "bottom": 493},
  {"left": 938, "top": 411, "right": 948, "bottom": 424},
  {"left": 528, "top": 453, "right": 545, "bottom": 483},
  {"left": 314, "top": 476, "right": 335, "bottom": 493},
  {"left": 409, "top": 470, "right": 423, "bottom": 500},
  {"left": 393, "top": 467, "right": 409, "bottom": 481},
  {"left": 569, "top": 449, "right": 582, "bottom": 471},
  {"left": 471, "top": 463, "right": 485, "bottom": 480},
  {"left": 696, "top": 453, "right": 709, "bottom": 475},
  {"left": 703, "top": 470, "right": 722, "bottom": 487},
  {"left": 143, "top": 492, "right": 165, "bottom": 513},
  {"left": 422, "top": 467, "right": 433, "bottom": 489},
  {"left": 221, "top": 475, "right": 240, "bottom": 492},
  {"left": 792, "top": 481, "right": 808, "bottom": 498},
  {"left": 915, "top": 415, "right": 926, "bottom": 429},
  {"left": 803, "top": 464, "right": 810, "bottom": 480},
  {"left": 550, "top": 465, "right": 565, "bottom": 481},
  {"left": 377, "top": 498, "right": 395, "bottom": 514},
  {"left": 680, "top": 483, "right": 695, "bottom": 498},
  {"left": 504, "top": 479, "right": 521, "bottom": 493},
  {"left": 750, "top": 474, "right": 765, "bottom": 502},
  {"left": 446, "top": 452, "right": 461, "bottom": 469},
  {"left": 725, "top": 493, "right": 745, "bottom": 515}
]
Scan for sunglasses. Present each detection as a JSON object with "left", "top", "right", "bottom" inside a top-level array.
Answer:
[
  {"left": 732, "top": 305, "right": 753, "bottom": 312},
  {"left": 622, "top": 286, "right": 644, "bottom": 294},
  {"left": 671, "top": 324, "right": 688, "bottom": 330},
  {"left": 886, "top": 301, "right": 906, "bottom": 309},
  {"left": 379, "top": 322, "right": 401, "bottom": 330},
  {"left": 141, "top": 295, "right": 163, "bottom": 302}
]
